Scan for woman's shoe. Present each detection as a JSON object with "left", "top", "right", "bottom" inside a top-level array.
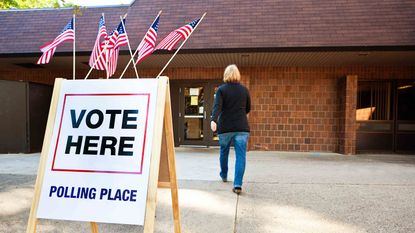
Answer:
[
  {"left": 232, "top": 187, "right": 242, "bottom": 194},
  {"left": 220, "top": 173, "right": 227, "bottom": 182}
]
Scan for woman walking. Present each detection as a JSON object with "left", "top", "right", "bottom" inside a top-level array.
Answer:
[{"left": 210, "top": 64, "right": 251, "bottom": 194}]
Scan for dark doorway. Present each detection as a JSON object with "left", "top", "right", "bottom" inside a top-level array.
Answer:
[
  {"left": 0, "top": 80, "right": 28, "bottom": 153},
  {"left": 171, "top": 80, "right": 222, "bottom": 147},
  {"left": 28, "top": 83, "right": 53, "bottom": 152},
  {"left": 356, "top": 80, "right": 415, "bottom": 153},
  {"left": 395, "top": 80, "right": 415, "bottom": 152},
  {"left": 0, "top": 80, "right": 52, "bottom": 153}
]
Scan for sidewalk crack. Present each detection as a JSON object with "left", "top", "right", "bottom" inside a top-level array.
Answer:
[{"left": 233, "top": 194, "right": 239, "bottom": 233}]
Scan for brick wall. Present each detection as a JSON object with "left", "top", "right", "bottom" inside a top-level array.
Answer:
[
  {"left": 1, "top": 65, "right": 414, "bottom": 153},
  {"left": 246, "top": 67, "right": 340, "bottom": 152},
  {"left": 338, "top": 75, "right": 358, "bottom": 154}
]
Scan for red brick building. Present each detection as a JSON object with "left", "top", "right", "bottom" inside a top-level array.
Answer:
[{"left": 1, "top": 0, "right": 414, "bottom": 154}]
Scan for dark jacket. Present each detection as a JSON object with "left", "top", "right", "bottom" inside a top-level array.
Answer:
[{"left": 211, "top": 82, "right": 251, "bottom": 134}]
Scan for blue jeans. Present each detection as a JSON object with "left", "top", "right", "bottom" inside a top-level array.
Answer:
[{"left": 219, "top": 132, "right": 249, "bottom": 188}]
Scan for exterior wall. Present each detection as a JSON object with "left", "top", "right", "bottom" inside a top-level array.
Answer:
[
  {"left": 1, "top": 65, "right": 414, "bottom": 153},
  {"left": 248, "top": 68, "right": 340, "bottom": 152},
  {"left": 338, "top": 75, "right": 358, "bottom": 154}
]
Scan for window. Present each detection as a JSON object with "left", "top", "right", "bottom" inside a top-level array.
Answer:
[{"left": 357, "top": 82, "right": 392, "bottom": 121}]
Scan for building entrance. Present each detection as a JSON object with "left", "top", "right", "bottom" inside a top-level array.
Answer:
[
  {"left": 170, "top": 80, "right": 222, "bottom": 147},
  {"left": 357, "top": 80, "right": 415, "bottom": 153}
]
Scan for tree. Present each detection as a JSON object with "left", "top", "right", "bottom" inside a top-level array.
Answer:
[
  {"left": 0, "top": 0, "right": 18, "bottom": 9},
  {"left": 0, "top": 0, "right": 73, "bottom": 10}
]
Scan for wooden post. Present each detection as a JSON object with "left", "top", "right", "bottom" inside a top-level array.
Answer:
[
  {"left": 90, "top": 222, "right": 99, "bottom": 233},
  {"left": 157, "top": 80, "right": 181, "bottom": 233},
  {"left": 144, "top": 76, "right": 181, "bottom": 233},
  {"left": 26, "top": 79, "right": 63, "bottom": 233},
  {"left": 143, "top": 76, "right": 168, "bottom": 233},
  {"left": 163, "top": 84, "right": 181, "bottom": 233}
]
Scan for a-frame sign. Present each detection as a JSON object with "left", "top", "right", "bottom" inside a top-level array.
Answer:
[{"left": 26, "top": 76, "right": 181, "bottom": 233}]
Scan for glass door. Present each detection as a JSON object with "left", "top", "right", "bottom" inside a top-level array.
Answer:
[
  {"left": 177, "top": 81, "right": 222, "bottom": 146},
  {"left": 181, "top": 84, "right": 207, "bottom": 145}
]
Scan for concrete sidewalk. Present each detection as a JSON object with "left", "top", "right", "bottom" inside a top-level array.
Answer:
[{"left": 1, "top": 148, "right": 415, "bottom": 232}]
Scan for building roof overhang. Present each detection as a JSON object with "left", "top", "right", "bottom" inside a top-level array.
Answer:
[
  {"left": 1, "top": 0, "right": 414, "bottom": 72},
  {"left": 1, "top": 46, "right": 414, "bottom": 73}
]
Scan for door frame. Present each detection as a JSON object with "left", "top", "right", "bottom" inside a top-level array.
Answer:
[{"left": 171, "top": 80, "right": 222, "bottom": 147}]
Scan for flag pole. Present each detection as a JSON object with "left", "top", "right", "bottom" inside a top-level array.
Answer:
[
  {"left": 156, "top": 12, "right": 206, "bottom": 79},
  {"left": 120, "top": 15, "right": 140, "bottom": 79},
  {"left": 119, "top": 10, "right": 162, "bottom": 79},
  {"left": 73, "top": 14, "right": 76, "bottom": 80}
]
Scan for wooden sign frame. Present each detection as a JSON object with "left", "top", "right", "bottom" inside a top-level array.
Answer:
[{"left": 26, "top": 76, "right": 181, "bottom": 233}]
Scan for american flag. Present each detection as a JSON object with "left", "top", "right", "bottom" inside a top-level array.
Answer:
[
  {"left": 155, "top": 18, "right": 200, "bottom": 51},
  {"left": 37, "top": 18, "right": 74, "bottom": 64},
  {"left": 135, "top": 14, "right": 160, "bottom": 64},
  {"left": 108, "top": 20, "right": 128, "bottom": 49},
  {"left": 89, "top": 16, "right": 107, "bottom": 70},
  {"left": 105, "top": 48, "right": 119, "bottom": 78},
  {"left": 106, "top": 19, "right": 128, "bottom": 78}
]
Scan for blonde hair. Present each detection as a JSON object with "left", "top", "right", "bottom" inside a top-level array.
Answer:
[{"left": 223, "top": 64, "right": 241, "bottom": 83}]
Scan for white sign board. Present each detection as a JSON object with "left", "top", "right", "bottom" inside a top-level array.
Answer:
[{"left": 37, "top": 79, "right": 158, "bottom": 225}]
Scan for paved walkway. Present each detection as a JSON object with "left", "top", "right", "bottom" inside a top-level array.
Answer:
[{"left": 1, "top": 148, "right": 415, "bottom": 233}]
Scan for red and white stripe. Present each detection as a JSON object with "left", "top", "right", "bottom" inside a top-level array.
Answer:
[
  {"left": 136, "top": 27, "right": 157, "bottom": 64},
  {"left": 155, "top": 24, "right": 194, "bottom": 51},
  {"left": 115, "top": 35, "right": 128, "bottom": 49},
  {"left": 37, "top": 29, "right": 74, "bottom": 64},
  {"left": 36, "top": 47, "right": 57, "bottom": 64},
  {"left": 176, "top": 25, "right": 193, "bottom": 39},
  {"left": 89, "top": 23, "right": 107, "bottom": 70},
  {"left": 108, "top": 31, "right": 128, "bottom": 50},
  {"left": 104, "top": 32, "right": 120, "bottom": 78},
  {"left": 106, "top": 48, "right": 119, "bottom": 78},
  {"left": 155, "top": 31, "right": 184, "bottom": 51}
]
